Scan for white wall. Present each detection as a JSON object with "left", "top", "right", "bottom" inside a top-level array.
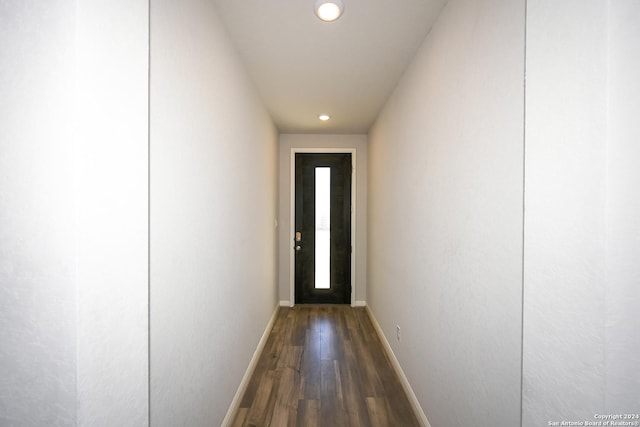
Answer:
[
  {"left": 605, "top": 0, "right": 640, "bottom": 412},
  {"left": 278, "top": 134, "right": 367, "bottom": 306},
  {"left": 0, "top": 1, "right": 78, "bottom": 424},
  {"left": 150, "top": 0, "right": 279, "bottom": 425},
  {"left": 1, "top": 1, "right": 149, "bottom": 426},
  {"left": 2, "top": 1, "right": 277, "bottom": 424},
  {"left": 523, "top": 0, "right": 608, "bottom": 423},
  {"left": 367, "top": 0, "right": 525, "bottom": 425},
  {"left": 522, "top": 0, "right": 640, "bottom": 422},
  {"left": 369, "top": 0, "right": 640, "bottom": 425},
  {"left": 75, "top": 1, "right": 149, "bottom": 425},
  {"left": 524, "top": 0, "right": 640, "bottom": 422}
]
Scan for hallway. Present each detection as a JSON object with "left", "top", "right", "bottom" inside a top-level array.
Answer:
[
  {"left": 231, "top": 306, "right": 420, "bottom": 427},
  {"left": 2, "top": 0, "right": 640, "bottom": 426}
]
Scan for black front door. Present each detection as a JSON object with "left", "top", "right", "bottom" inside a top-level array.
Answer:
[{"left": 294, "top": 153, "right": 352, "bottom": 304}]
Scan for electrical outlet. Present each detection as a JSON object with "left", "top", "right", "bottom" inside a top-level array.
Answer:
[{"left": 396, "top": 325, "right": 401, "bottom": 341}]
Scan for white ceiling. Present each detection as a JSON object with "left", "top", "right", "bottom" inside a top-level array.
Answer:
[{"left": 212, "top": 0, "right": 446, "bottom": 134}]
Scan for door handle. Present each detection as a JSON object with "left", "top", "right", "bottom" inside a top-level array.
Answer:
[{"left": 295, "top": 245, "right": 302, "bottom": 251}]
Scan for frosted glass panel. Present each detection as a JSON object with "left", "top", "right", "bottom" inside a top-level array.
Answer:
[{"left": 315, "top": 167, "right": 330, "bottom": 289}]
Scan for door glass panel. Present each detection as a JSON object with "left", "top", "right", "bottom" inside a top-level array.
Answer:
[{"left": 315, "top": 167, "right": 330, "bottom": 289}]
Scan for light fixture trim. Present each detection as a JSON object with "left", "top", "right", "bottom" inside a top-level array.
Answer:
[
  {"left": 318, "top": 114, "right": 331, "bottom": 121},
  {"left": 314, "top": 0, "right": 344, "bottom": 22}
]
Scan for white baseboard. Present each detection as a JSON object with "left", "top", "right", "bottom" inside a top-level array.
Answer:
[
  {"left": 285, "top": 300, "right": 364, "bottom": 307},
  {"left": 365, "top": 306, "right": 432, "bottom": 427},
  {"left": 221, "top": 303, "right": 280, "bottom": 427}
]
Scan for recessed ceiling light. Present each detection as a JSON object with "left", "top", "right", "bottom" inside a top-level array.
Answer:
[
  {"left": 314, "top": 0, "right": 344, "bottom": 22},
  {"left": 318, "top": 114, "right": 331, "bottom": 121}
]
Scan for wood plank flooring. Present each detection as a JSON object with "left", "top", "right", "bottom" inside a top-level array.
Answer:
[{"left": 230, "top": 305, "right": 421, "bottom": 427}]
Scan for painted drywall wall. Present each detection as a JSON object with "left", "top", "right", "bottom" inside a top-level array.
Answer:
[
  {"left": 367, "top": 0, "right": 525, "bottom": 425},
  {"left": 524, "top": 0, "right": 640, "bottom": 423},
  {"left": 150, "top": 0, "right": 279, "bottom": 425},
  {"left": 1, "top": 1, "right": 149, "bottom": 425},
  {"left": 605, "top": 0, "right": 640, "bottom": 412},
  {"left": 0, "top": 2, "right": 78, "bottom": 424},
  {"left": 522, "top": 1, "right": 609, "bottom": 423},
  {"left": 278, "top": 134, "right": 367, "bottom": 305},
  {"left": 75, "top": 1, "right": 149, "bottom": 425}
]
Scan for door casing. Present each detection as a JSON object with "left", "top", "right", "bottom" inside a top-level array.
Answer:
[{"left": 289, "top": 148, "right": 356, "bottom": 307}]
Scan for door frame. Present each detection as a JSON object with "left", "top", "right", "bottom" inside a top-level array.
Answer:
[{"left": 289, "top": 148, "right": 356, "bottom": 307}]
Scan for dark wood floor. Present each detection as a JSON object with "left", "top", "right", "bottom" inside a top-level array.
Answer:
[{"left": 230, "top": 305, "right": 421, "bottom": 427}]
